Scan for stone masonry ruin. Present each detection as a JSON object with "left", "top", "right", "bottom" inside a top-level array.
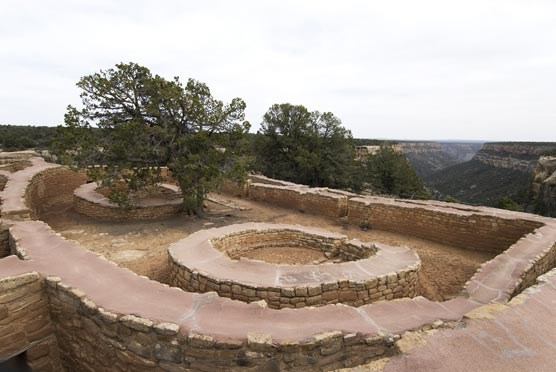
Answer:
[
  {"left": 74, "top": 182, "right": 183, "bottom": 221},
  {"left": 1, "top": 153, "right": 556, "bottom": 371},
  {"left": 169, "top": 223, "right": 420, "bottom": 309}
]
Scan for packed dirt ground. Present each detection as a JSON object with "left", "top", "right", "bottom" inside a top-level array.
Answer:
[{"left": 41, "top": 193, "right": 497, "bottom": 302}]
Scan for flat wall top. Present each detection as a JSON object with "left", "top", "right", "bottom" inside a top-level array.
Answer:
[
  {"left": 169, "top": 223, "right": 420, "bottom": 288},
  {"left": 74, "top": 182, "right": 182, "bottom": 208},
  {"left": 1, "top": 162, "right": 556, "bottom": 358},
  {"left": 5, "top": 219, "right": 470, "bottom": 342},
  {"left": 0, "top": 157, "right": 59, "bottom": 217}
]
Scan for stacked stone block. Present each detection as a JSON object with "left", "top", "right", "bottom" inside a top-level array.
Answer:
[
  {"left": 0, "top": 174, "right": 7, "bottom": 192},
  {"left": 1, "top": 161, "right": 555, "bottom": 371},
  {"left": 25, "top": 167, "right": 87, "bottom": 219},
  {"left": 43, "top": 276, "right": 393, "bottom": 372},
  {"left": 513, "top": 242, "right": 556, "bottom": 295},
  {"left": 347, "top": 197, "right": 542, "bottom": 253},
  {"left": 73, "top": 182, "right": 183, "bottom": 221},
  {"left": 0, "top": 224, "right": 9, "bottom": 258},
  {"left": 249, "top": 183, "right": 348, "bottom": 219},
  {"left": 0, "top": 272, "right": 63, "bottom": 371},
  {"left": 169, "top": 225, "right": 420, "bottom": 309}
]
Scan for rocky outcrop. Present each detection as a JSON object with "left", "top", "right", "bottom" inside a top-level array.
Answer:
[
  {"left": 474, "top": 143, "right": 556, "bottom": 172},
  {"left": 531, "top": 156, "right": 556, "bottom": 217},
  {"left": 427, "top": 143, "right": 556, "bottom": 216},
  {"left": 400, "top": 142, "right": 482, "bottom": 178}
]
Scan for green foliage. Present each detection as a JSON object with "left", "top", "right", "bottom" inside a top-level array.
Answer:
[
  {"left": 0, "top": 125, "right": 57, "bottom": 151},
  {"left": 362, "top": 145, "right": 430, "bottom": 199},
  {"left": 495, "top": 196, "right": 524, "bottom": 212},
  {"left": 542, "top": 148, "right": 556, "bottom": 156},
  {"left": 426, "top": 160, "right": 531, "bottom": 207},
  {"left": 52, "top": 62, "right": 251, "bottom": 214},
  {"left": 443, "top": 195, "right": 462, "bottom": 203},
  {"left": 353, "top": 138, "right": 394, "bottom": 146},
  {"left": 254, "top": 103, "right": 360, "bottom": 190}
]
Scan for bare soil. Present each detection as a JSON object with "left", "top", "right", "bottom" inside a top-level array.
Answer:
[
  {"left": 40, "top": 193, "right": 496, "bottom": 301},
  {"left": 239, "top": 247, "right": 330, "bottom": 265}
]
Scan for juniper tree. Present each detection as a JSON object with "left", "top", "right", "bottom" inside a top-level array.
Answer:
[
  {"left": 53, "top": 62, "right": 251, "bottom": 214},
  {"left": 254, "top": 103, "right": 359, "bottom": 190}
]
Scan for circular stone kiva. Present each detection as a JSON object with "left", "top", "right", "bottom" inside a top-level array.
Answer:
[
  {"left": 169, "top": 223, "right": 421, "bottom": 309},
  {"left": 74, "top": 182, "right": 183, "bottom": 221}
]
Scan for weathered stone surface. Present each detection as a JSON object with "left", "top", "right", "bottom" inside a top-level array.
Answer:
[
  {"left": 154, "top": 322, "right": 180, "bottom": 335},
  {"left": 168, "top": 223, "right": 420, "bottom": 309},
  {"left": 247, "top": 332, "right": 273, "bottom": 351},
  {"left": 188, "top": 333, "right": 214, "bottom": 348},
  {"left": 154, "top": 342, "right": 182, "bottom": 363},
  {"left": 1, "top": 160, "right": 556, "bottom": 372},
  {"left": 120, "top": 315, "right": 154, "bottom": 332}
]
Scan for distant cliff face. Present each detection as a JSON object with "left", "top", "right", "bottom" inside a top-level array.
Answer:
[
  {"left": 530, "top": 156, "right": 556, "bottom": 217},
  {"left": 426, "top": 142, "right": 556, "bottom": 215},
  {"left": 473, "top": 143, "right": 556, "bottom": 172},
  {"left": 400, "top": 142, "right": 482, "bottom": 178}
]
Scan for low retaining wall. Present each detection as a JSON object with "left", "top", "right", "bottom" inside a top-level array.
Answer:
[
  {"left": 74, "top": 182, "right": 183, "bottom": 221},
  {"left": 0, "top": 161, "right": 556, "bottom": 371},
  {"left": 513, "top": 241, "right": 556, "bottom": 296},
  {"left": 169, "top": 224, "right": 420, "bottom": 309},
  {"left": 347, "top": 197, "right": 542, "bottom": 253},
  {"left": 0, "top": 174, "right": 7, "bottom": 191},
  {"left": 0, "top": 223, "right": 9, "bottom": 258},
  {"left": 7, "top": 221, "right": 417, "bottom": 371},
  {"left": 219, "top": 179, "right": 249, "bottom": 197},
  {"left": 25, "top": 167, "right": 88, "bottom": 219},
  {"left": 0, "top": 157, "right": 59, "bottom": 220},
  {"left": 249, "top": 183, "right": 348, "bottom": 219},
  {"left": 4, "top": 217, "right": 555, "bottom": 371},
  {"left": 221, "top": 175, "right": 544, "bottom": 253},
  {"left": 0, "top": 268, "right": 63, "bottom": 370}
]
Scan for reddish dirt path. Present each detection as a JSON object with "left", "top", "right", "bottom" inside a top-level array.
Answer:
[{"left": 40, "top": 193, "right": 495, "bottom": 301}]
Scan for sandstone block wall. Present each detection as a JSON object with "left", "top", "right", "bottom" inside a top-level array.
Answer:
[
  {"left": 220, "top": 176, "right": 542, "bottom": 253},
  {"left": 74, "top": 196, "right": 183, "bottom": 221},
  {"left": 249, "top": 183, "right": 348, "bottom": 219},
  {"left": 170, "top": 263, "right": 419, "bottom": 310},
  {"left": 25, "top": 167, "right": 87, "bottom": 219},
  {"left": 169, "top": 226, "right": 420, "bottom": 309},
  {"left": 44, "top": 276, "right": 392, "bottom": 372},
  {"left": 73, "top": 182, "right": 183, "bottom": 221},
  {"left": 0, "top": 160, "right": 33, "bottom": 173},
  {"left": 0, "top": 272, "right": 63, "bottom": 371},
  {"left": 213, "top": 229, "right": 375, "bottom": 262},
  {"left": 1, "top": 162, "right": 556, "bottom": 371},
  {"left": 0, "top": 224, "right": 8, "bottom": 258},
  {"left": 347, "top": 198, "right": 542, "bottom": 253},
  {"left": 219, "top": 179, "right": 250, "bottom": 197},
  {"left": 249, "top": 175, "right": 299, "bottom": 187},
  {"left": 512, "top": 241, "right": 556, "bottom": 296},
  {"left": 0, "top": 174, "right": 7, "bottom": 191}
]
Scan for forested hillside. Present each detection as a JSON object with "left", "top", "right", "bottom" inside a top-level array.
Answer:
[
  {"left": 0, "top": 124, "right": 57, "bottom": 151},
  {"left": 426, "top": 159, "right": 531, "bottom": 206},
  {"left": 425, "top": 142, "right": 556, "bottom": 215}
]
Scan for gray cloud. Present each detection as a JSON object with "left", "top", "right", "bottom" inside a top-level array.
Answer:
[{"left": 1, "top": 0, "right": 555, "bottom": 141}]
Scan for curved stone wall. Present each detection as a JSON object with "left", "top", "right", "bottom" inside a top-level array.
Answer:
[
  {"left": 74, "top": 182, "right": 183, "bottom": 221},
  {"left": 168, "top": 224, "right": 420, "bottom": 308},
  {"left": 1, "top": 160, "right": 556, "bottom": 371},
  {"left": 25, "top": 167, "right": 88, "bottom": 219},
  {"left": 0, "top": 157, "right": 59, "bottom": 220}
]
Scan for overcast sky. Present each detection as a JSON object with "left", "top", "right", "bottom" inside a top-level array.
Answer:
[{"left": 1, "top": 0, "right": 555, "bottom": 141}]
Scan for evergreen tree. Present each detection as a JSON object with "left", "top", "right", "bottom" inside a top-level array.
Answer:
[
  {"left": 254, "top": 103, "right": 359, "bottom": 190},
  {"left": 363, "top": 145, "right": 429, "bottom": 199},
  {"left": 53, "top": 62, "right": 251, "bottom": 214}
]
